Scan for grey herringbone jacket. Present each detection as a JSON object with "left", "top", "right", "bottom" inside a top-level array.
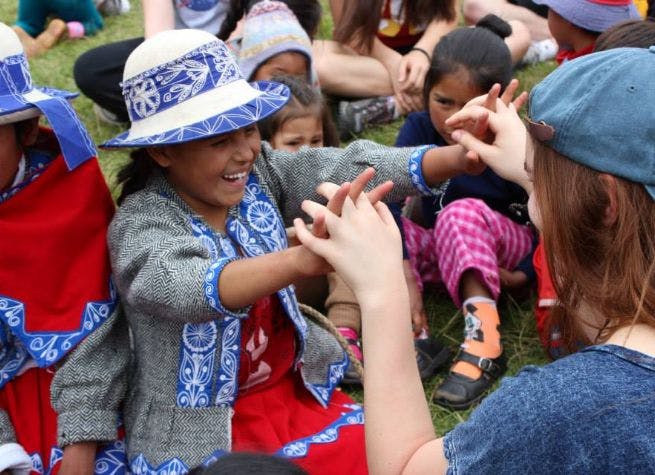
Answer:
[{"left": 108, "top": 140, "right": 441, "bottom": 470}]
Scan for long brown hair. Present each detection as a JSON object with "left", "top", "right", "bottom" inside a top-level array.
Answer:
[
  {"left": 532, "top": 140, "right": 655, "bottom": 351},
  {"left": 333, "top": 0, "right": 456, "bottom": 52}
]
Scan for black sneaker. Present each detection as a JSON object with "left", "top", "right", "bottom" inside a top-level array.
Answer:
[
  {"left": 337, "top": 96, "right": 395, "bottom": 140},
  {"left": 415, "top": 337, "right": 451, "bottom": 380}
]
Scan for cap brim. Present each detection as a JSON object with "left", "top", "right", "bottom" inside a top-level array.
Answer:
[
  {"left": 101, "top": 81, "right": 290, "bottom": 149},
  {"left": 0, "top": 87, "right": 77, "bottom": 125},
  {"left": 531, "top": 0, "right": 640, "bottom": 32},
  {"left": 646, "top": 184, "right": 655, "bottom": 201}
]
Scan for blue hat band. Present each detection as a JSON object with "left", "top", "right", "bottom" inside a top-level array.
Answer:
[
  {"left": 123, "top": 42, "right": 244, "bottom": 123},
  {"left": 0, "top": 54, "right": 33, "bottom": 97}
]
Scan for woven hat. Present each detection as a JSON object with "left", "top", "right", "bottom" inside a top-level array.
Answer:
[
  {"left": 238, "top": 1, "right": 312, "bottom": 81},
  {"left": 102, "top": 29, "right": 290, "bottom": 148},
  {"left": 528, "top": 46, "right": 655, "bottom": 200},
  {"left": 533, "top": 0, "right": 640, "bottom": 33},
  {"left": 0, "top": 22, "right": 96, "bottom": 170}
]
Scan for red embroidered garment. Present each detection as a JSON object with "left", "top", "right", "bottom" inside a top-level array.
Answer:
[
  {"left": 232, "top": 295, "right": 368, "bottom": 474},
  {"left": 0, "top": 131, "right": 115, "bottom": 357},
  {"left": 0, "top": 129, "right": 118, "bottom": 473}
]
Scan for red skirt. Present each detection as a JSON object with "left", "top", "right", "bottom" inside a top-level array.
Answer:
[{"left": 231, "top": 296, "right": 367, "bottom": 474}]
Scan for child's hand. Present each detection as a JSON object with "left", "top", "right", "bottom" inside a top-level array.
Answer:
[
  {"left": 499, "top": 268, "right": 528, "bottom": 288},
  {"left": 446, "top": 100, "right": 531, "bottom": 191},
  {"left": 403, "top": 260, "right": 427, "bottom": 336},
  {"left": 59, "top": 442, "right": 96, "bottom": 475},
  {"left": 311, "top": 167, "right": 394, "bottom": 238},
  {"left": 398, "top": 50, "right": 430, "bottom": 109},
  {"left": 294, "top": 191, "right": 403, "bottom": 301}
]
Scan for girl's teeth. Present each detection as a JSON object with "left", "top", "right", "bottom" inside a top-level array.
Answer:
[{"left": 223, "top": 172, "right": 247, "bottom": 180}]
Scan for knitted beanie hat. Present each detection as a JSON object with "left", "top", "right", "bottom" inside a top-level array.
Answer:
[{"left": 238, "top": 1, "right": 312, "bottom": 81}]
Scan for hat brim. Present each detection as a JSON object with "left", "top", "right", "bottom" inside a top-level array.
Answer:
[
  {"left": 0, "top": 86, "right": 77, "bottom": 125},
  {"left": 532, "top": 0, "right": 640, "bottom": 32},
  {"left": 101, "top": 81, "right": 290, "bottom": 149}
]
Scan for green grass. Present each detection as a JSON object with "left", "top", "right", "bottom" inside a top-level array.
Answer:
[{"left": 1, "top": 0, "right": 555, "bottom": 436}]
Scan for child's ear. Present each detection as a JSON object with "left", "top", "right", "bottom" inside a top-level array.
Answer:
[
  {"left": 146, "top": 146, "right": 172, "bottom": 168},
  {"left": 599, "top": 173, "right": 618, "bottom": 227},
  {"left": 18, "top": 117, "right": 40, "bottom": 147}
]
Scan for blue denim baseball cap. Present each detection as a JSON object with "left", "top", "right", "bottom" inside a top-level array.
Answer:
[{"left": 527, "top": 46, "right": 655, "bottom": 200}]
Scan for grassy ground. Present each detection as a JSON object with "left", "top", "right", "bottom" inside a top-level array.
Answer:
[{"left": 0, "top": 1, "right": 555, "bottom": 436}]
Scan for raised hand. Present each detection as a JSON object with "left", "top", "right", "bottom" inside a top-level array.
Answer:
[
  {"left": 294, "top": 190, "right": 403, "bottom": 299},
  {"left": 445, "top": 99, "right": 531, "bottom": 191}
]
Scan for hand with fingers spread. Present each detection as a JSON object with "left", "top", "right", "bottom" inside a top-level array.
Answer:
[
  {"left": 446, "top": 99, "right": 531, "bottom": 191},
  {"left": 294, "top": 189, "right": 404, "bottom": 301},
  {"left": 311, "top": 167, "right": 394, "bottom": 238}
]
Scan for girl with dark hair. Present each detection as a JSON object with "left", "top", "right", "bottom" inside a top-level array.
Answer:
[
  {"left": 295, "top": 46, "right": 655, "bottom": 474},
  {"left": 392, "top": 15, "right": 535, "bottom": 409},
  {"left": 258, "top": 75, "right": 339, "bottom": 151},
  {"left": 103, "top": 29, "right": 487, "bottom": 473}
]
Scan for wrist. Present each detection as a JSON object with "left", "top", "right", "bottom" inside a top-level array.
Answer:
[{"left": 409, "top": 47, "right": 431, "bottom": 62}]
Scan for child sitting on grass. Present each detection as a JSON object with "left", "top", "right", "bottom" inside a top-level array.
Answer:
[
  {"left": 0, "top": 22, "right": 127, "bottom": 474},
  {"left": 101, "top": 28, "right": 486, "bottom": 473}
]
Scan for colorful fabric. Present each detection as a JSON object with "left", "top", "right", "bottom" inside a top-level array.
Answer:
[
  {"left": 377, "top": 0, "right": 426, "bottom": 50},
  {"left": 555, "top": 42, "right": 595, "bottom": 64},
  {"left": 0, "top": 130, "right": 116, "bottom": 378},
  {"left": 0, "top": 41, "right": 96, "bottom": 170},
  {"left": 402, "top": 198, "right": 534, "bottom": 307},
  {"left": 0, "top": 368, "right": 128, "bottom": 474},
  {"left": 174, "top": 0, "right": 228, "bottom": 34},
  {"left": 237, "top": 0, "right": 313, "bottom": 80},
  {"left": 533, "top": 240, "right": 565, "bottom": 359},
  {"left": 15, "top": 0, "right": 104, "bottom": 37}
]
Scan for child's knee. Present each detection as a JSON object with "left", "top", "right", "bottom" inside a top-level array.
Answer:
[{"left": 436, "top": 198, "right": 491, "bottom": 233}]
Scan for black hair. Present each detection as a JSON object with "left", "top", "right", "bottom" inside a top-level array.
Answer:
[
  {"left": 188, "top": 452, "right": 308, "bottom": 475},
  {"left": 218, "top": 0, "right": 322, "bottom": 40},
  {"left": 116, "top": 148, "right": 162, "bottom": 205},
  {"left": 258, "top": 74, "right": 339, "bottom": 147},
  {"left": 594, "top": 18, "right": 655, "bottom": 51},
  {"left": 422, "top": 14, "right": 513, "bottom": 108}
]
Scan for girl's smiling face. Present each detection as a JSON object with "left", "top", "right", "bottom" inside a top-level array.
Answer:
[
  {"left": 149, "top": 125, "right": 261, "bottom": 230},
  {"left": 428, "top": 69, "right": 484, "bottom": 145}
]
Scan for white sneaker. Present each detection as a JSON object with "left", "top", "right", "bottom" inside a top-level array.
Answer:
[
  {"left": 95, "top": 0, "right": 131, "bottom": 15},
  {"left": 521, "top": 38, "right": 558, "bottom": 65}
]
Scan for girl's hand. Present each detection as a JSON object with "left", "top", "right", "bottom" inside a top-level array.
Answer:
[
  {"left": 382, "top": 53, "right": 421, "bottom": 114},
  {"left": 294, "top": 191, "right": 403, "bottom": 300},
  {"left": 447, "top": 100, "right": 530, "bottom": 191},
  {"left": 499, "top": 268, "right": 528, "bottom": 288},
  {"left": 403, "top": 260, "right": 427, "bottom": 336},
  {"left": 59, "top": 442, "right": 97, "bottom": 475},
  {"left": 398, "top": 49, "right": 430, "bottom": 102},
  {"left": 312, "top": 168, "right": 394, "bottom": 238}
]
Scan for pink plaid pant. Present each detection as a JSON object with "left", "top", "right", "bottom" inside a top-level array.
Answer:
[{"left": 402, "top": 198, "right": 534, "bottom": 307}]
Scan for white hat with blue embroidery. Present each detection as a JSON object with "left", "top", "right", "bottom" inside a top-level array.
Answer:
[
  {"left": 0, "top": 22, "right": 96, "bottom": 170},
  {"left": 102, "top": 29, "right": 290, "bottom": 148}
]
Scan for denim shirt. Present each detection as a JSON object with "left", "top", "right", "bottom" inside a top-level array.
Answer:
[{"left": 444, "top": 345, "right": 655, "bottom": 474}]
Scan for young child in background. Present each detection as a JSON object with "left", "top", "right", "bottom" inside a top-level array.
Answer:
[
  {"left": 295, "top": 45, "right": 655, "bottom": 474},
  {"left": 390, "top": 15, "right": 535, "bottom": 409},
  {"left": 258, "top": 74, "right": 339, "bottom": 151},
  {"left": 13, "top": 0, "right": 105, "bottom": 58},
  {"left": 0, "top": 23, "right": 127, "bottom": 474},
  {"left": 102, "top": 29, "right": 483, "bottom": 473},
  {"left": 218, "top": 0, "right": 322, "bottom": 42},
  {"left": 533, "top": 0, "right": 640, "bottom": 63},
  {"left": 236, "top": 1, "right": 315, "bottom": 84}
]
